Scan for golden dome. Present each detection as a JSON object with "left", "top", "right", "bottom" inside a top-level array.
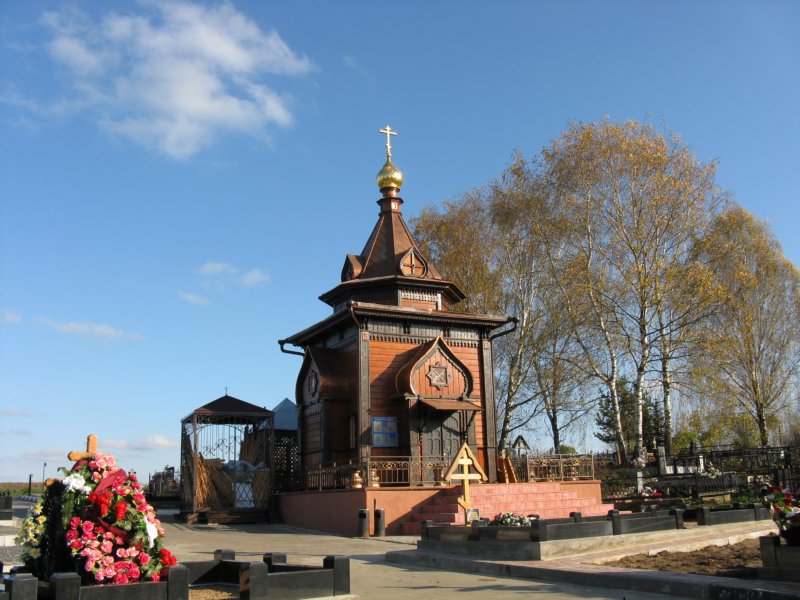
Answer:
[{"left": 376, "top": 157, "right": 403, "bottom": 191}]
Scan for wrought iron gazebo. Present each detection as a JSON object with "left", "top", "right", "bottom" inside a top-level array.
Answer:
[{"left": 179, "top": 394, "right": 274, "bottom": 523}]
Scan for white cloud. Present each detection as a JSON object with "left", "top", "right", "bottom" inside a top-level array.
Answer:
[
  {"left": 49, "top": 35, "right": 107, "bottom": 75},
  {"left": 136, "top": 434, "right": 179, "bottom": 450},
  {"left": 102, "top": 438, "right": 131, "bottom": 450},
  {"left": 183, "top": 261, "right": 268, "bottom": 302},
  {"left": 21, "top": 448, "right": 66, "bottom": 462},
  {"left": 239, "top": 268, "right": 269, "bottom": 286},
  {"left": 38, "top": 317, "right": 141, "bottom": 341},
  {"left": 198, "top": 261, "right": 237, "bottom": 276},
  {"left": 2, "top": 310, "right": 23, "bottom": 324},
  {"left": 178, "top": 290, "right": 210, "bottom": 305},
  {"left": 104, "top": 435, "right": 179, "bottom": 451},
  {"left": 1, "top": 407, "right": 36, "bottom": 417},
  {"left": 9, "top": 2, "right": 313, "bottom": 159}
]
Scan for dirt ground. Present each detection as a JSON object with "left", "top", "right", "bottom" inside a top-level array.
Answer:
[{"left": 605, "top": 537, "right": 764, "bottom": 578}]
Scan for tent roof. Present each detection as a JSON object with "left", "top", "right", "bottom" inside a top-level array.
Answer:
[
  {"left": 271, "top": 397, "right": 298, "bottom": 431},
  {"left": 182, "top": 394, "right": 274, "bottom": 423}
]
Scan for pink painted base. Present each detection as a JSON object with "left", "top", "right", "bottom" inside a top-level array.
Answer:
[{"left": 277, "top": 480, "right": 612, "bottom": 536}]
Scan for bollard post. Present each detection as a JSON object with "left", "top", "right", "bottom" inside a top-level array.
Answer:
[
  {"left": 324, "top": 556, "right": 351, "bottom": 595},
  {"left": 50, "top": 572, "right": 81, "bottom": 600},
  {"left": 357, "top": 508, "right": 370, "bottom": 538},
  {"left": 374, "top": 508, "right": 386, "bottom": 537}
]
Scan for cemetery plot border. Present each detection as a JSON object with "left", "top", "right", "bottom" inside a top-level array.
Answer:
[{"left": 1, "top": 552, "right": 350, "bottom": 600}]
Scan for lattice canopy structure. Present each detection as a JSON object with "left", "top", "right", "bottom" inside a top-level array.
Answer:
[{"left": 180, "top": 394, "right": 274, "bottom": 523}]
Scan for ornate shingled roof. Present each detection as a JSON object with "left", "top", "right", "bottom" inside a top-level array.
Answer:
[
  {"left": 319, "top": 126, "right": 465, "bottom": 309},
  {"left": 183, "top": 394, "right": 273, "bottom": 422}
]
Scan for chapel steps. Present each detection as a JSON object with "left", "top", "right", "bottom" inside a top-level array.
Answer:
[{"left": 396, "top": 482, "right": 615, "bottom": 536}]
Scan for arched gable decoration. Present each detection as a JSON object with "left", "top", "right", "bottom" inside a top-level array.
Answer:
[
  {"left": 340, "top": 254, "right": 364, "bottom": 282},
  {"left": 397, "top": 248, "right": 428, "bottom": 278},
  {"left": 395, "top": 337, "right": 476, "bottom": 409},
  {"left": 295, "top": 347, "right": 356, "bottom": 405}
]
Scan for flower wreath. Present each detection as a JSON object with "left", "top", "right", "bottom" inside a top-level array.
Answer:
[
  {"left": 763, "top": 485, "right": 800, "bottom": 532},
  {"left": 17, "top": 453, "right": 176, "bottom": 584}
]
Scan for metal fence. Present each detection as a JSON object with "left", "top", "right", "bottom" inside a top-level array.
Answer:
[
  {"left": 299, "top": 456, "right": 453, "bottom": 490},
  {"left": 511, "top": 453, "right": 596, "bottom": 482},
  {"left": 600, "top": 471, "right": 740, "bottom": 501}
]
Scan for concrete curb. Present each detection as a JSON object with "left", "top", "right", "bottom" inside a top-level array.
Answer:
[{"left": 386, "top": 548, "right": 800, "bottom": 599}]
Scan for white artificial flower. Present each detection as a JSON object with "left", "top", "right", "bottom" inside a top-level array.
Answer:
[
  {"left": 145, "top": 520, "right": 159, "bottom": 549},
  {"left": 62, "top": 472, "right": 92, "bottom": 494}
]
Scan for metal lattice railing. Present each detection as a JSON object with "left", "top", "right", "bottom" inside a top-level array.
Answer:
[
  {"left": 299, "top": 456, "right": 453, "bottom": 490},
  {"left": 511, "top": 454, "right": 596, "bottom": 482}
]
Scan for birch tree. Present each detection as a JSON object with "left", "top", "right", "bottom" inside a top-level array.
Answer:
[
  {"left": 541, "top": 120, "right": 722, "bottom": 461},
  {"left": 690, "top": 206, "right": 800, "bottom": 445}
]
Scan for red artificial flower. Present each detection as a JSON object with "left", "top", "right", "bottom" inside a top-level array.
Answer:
[
  {"left": 159, "top": 548, "right": 177, "bottom": 567},
  {"left": 115, "top": 501, "right": 129, "bottom": 522}
]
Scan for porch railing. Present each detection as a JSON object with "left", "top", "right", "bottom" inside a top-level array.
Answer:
[
  {"left": 295, "top": 452, "right": 596, "bottom": 491},
  {"left": 300, "top": 456, "right": 452, "bottom": 491}
]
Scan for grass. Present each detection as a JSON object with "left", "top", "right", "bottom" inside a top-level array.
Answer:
[{"left": 0, "top": 482, "right": 46, "bottom": 496}]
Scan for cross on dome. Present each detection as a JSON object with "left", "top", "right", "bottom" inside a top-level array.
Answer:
[{"left": 379, "top": 125, "right": 397, "bottom": 158}]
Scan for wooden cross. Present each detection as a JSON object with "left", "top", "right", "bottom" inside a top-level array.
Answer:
[
  {"left": 68, "top": 434, "right": 98, "bottom": 462},
  {"left": 444, "top": 443, "right": 488, "bottom": 517},
  {"left": 45, "top": 434, "right": 98, "bottom": 487},
  {"left": 378, "top": 125, "right": 397, "bottom": 158}
]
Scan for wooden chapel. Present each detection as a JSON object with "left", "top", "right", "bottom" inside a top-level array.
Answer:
[{"left": 279, "top": 126, "right": 514, "bottom": 485}]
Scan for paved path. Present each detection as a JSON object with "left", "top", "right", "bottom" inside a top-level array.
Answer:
[
  {"left": 8, "top": 499, "right": 799, "bottom": 599},
  {"left": 162, "top": 519, "right": 675, "bottom": 600}
]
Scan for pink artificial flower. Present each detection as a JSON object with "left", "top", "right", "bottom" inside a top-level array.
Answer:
[
  {"left": 81, "top": 521, "right": 94, "bottom": 534},
  {"left": 70, "top": 516, "right": 82, "bottom": 529},
  {"left": 150, "top": 573, "right": 160, "bottom": 582},
  {"left": 138, "top": 552, "right": 150, "bottom": 565},
  {"left": 65, "top": 529, "right": 78, "bottom": 541},
  {"left": 93, "top": 472, "right": 102, "bottom": 482},
  {"left": 95, "top": 458, "right": 107, "bottom": 469},
  {"left": 70, "top": 540, "right": 83, "bottom": 550},
  {"left": 101, "top": 540, "right": 113, "bottom": 554},
  {"left": 133, "top": 493, "right": 146, "bottom": 505},
  {"left": 114, "top": 574, "right": 129, "bottom": 585}
]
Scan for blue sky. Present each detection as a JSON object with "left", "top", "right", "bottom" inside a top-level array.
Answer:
[{"left": 1, "top": 1, "right": 798, "bottom": 482}]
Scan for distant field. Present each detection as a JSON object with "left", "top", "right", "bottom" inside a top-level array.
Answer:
[{"left": 0, "top": 482, "right": 46, "bottom": 495}]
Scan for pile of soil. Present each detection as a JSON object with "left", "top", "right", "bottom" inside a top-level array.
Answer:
[{"left": 605, "top": 538, "right": 763, "bottom": 578}]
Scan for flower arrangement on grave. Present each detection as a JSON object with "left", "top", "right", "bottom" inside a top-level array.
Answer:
[
  {"left": 16, "top": 438, "right": 177, "bottom": 584},
  {"left": 630, "top": 456, "right": 647, "bottom": 469},
  {"left": 763, "top": 486, "right": 800, "bottom": 533},
  {"left": 489, "top": 512, "right": 536, "bottom": 527}
]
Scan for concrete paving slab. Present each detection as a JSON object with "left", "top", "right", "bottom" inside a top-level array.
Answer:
[
  {"left": 386, "top": 520, "right": 800, "bottom": 600},
  {"left": 159, "top": 518, "right": 676, "bottom": 600}
]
